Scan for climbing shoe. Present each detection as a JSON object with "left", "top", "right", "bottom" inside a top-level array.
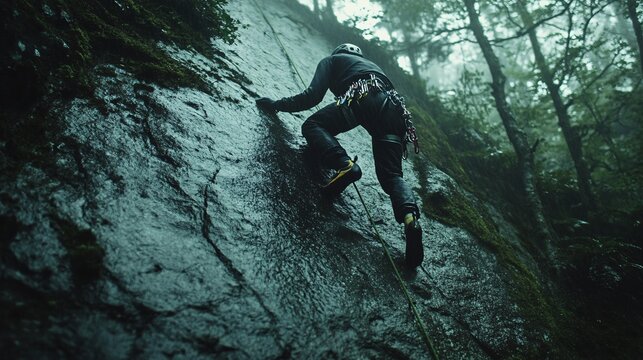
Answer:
[
  {"left": 404, "top": 214, "right": 424, "bottom": 268},
  {"left": 321, "top": 158, "right": 362, "bottom": 196}
]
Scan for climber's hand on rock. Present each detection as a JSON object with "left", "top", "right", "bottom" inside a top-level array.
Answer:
[{"left": 256, "top": 97, "right": 277, "bottom": 112}]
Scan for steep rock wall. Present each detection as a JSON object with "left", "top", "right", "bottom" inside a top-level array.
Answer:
[{"left": 1, "top": 0, "right": 550, "bottom": 358}]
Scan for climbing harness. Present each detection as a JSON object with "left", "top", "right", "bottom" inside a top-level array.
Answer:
[
  {"left": 251, "top": 1, "right": 438, "bottom": 358},
  {"left": 335, "top": 74, "right": 385, "bottom": 107},
  {"left": 335, "top": 74, "right": 420, "bottom": 159},
  {"left": 386, "top": 89, "right": 420, "bottom": 159}
]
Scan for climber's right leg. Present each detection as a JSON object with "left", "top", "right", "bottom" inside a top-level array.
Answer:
[
  {"left": 302, "top": 103, "right": 361, "bottom": 195},
  {"left": 301, "top": 103, "right": 357, "bottom": 169}
]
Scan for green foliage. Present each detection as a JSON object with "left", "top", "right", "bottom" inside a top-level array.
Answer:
[
  {"left": 414, "top": 150, "right": 562, "bottom": 357},
  {"left": 439, "top": 67, "right": 501, "bottom": 140},
  {"left": 1, "top": 0, "right": 238, "bottom": 111},
  {"left": 373, "top": 0, "right": 463, "bottom": 73},
  {"left": 375, "top": 0, "right": 444, "bottom": 44},
  {"left": 407, "top": 102, "right": 471, "bottom": 186}
]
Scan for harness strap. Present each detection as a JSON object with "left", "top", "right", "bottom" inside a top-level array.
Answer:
[
  {"left": 378, "top": 134, "right": 403, "bottom": 144},
  {"left": 336, "top": 77, "right": 420, "bottom": 159},
  {"left": 339, "top": 103, "right": 358, "bottom": 128}
]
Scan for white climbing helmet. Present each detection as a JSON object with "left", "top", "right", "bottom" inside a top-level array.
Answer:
[{"left": 332, "top": 43, "right": 363, "bottom": 57}]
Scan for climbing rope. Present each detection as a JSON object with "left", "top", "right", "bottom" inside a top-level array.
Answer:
[
  {"left": 352, "top": 185, "right": 439, "bottom": 359},
  {"left": 251, "top": 1, "right": 438, "bottom": 358},
  {"left": 253, "top": 0, "right": 310, "bottom": 100}
]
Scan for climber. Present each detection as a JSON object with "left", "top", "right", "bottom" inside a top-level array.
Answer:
[{"left": 256, "top": 43, "right": 423, "bottom": 267}]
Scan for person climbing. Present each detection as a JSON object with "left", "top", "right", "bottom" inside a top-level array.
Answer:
[{"left": 256, "top": 43, "right": 423, "bottom": 268}]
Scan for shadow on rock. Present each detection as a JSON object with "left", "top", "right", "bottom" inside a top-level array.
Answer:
[
  {"left": 50, "top": 216, "right": 105, "bottom": 285},
  {"left": 254, "top": 108, "right": 365, "bottom": 262},
  {"left": 257, "top": 108, "right": 337, "bottom": 223}
]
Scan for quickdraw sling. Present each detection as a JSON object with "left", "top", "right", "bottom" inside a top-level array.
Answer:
[{"left": 336, "top": 74, "right": 420, "bottom": 159}]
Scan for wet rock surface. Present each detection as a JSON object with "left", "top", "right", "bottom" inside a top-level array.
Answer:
[{"left": 1, "top": 1, "right": 548, "bottom": 358}]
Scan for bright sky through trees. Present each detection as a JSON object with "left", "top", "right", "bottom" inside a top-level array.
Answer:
[{"left": 298, "top": 0, "right": 389, "bottom": 40}]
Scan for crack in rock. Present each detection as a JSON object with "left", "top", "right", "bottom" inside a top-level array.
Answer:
[{"left": 200, "top": 169, "right": 288, "bottom": 353}]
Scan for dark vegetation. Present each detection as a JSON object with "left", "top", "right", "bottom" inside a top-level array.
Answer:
[
  {"left": 1, "top": 0, "right": 237, "bottom": 111},
  {"left": 0, "top": 0, "right": 237, "bottom": 317},
  {"left": 1, "top": 0, "right": 238, "bottom": 171}
]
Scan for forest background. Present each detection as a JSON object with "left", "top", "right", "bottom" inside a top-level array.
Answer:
[
  {"left": 305, "top": 0, "right": 643, "bottom": 354},
  {"left": 305, "top": 0, "right": 642, "bottom": 266}
]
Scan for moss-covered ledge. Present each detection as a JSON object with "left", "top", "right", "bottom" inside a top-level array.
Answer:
[{"left": 1, "top": 0, "right": 238, "bottom": 114}]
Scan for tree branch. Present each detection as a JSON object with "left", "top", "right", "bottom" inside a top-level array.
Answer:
[
  {"left": 565, "top": 48, "right": 623, "bottom": 108},
  {"left": 555, "top": 9, "right": 575, "bottom": 83},
  {"left": 494, "top": 0, "right": 523, "bottom": 29},
  {"left": 556, "top": 0, "right": 617, "bottom": 87},
  {"left": 389, "top": 25, "right": 471, "bottom": 52},
  {"left": 491, "top": 0, "right": 574, "bottom": 44}
]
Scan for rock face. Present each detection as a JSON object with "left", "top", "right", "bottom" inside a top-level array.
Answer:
[{"left": 1, "top": 1, "right": 549, "bottom": 358}]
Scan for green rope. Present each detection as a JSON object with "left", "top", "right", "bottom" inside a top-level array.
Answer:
[
  {"left": 254, "top": 0, "right": 310, "bottom": 96},
  {"left": 352, "top": 184, "right": 439, "bottom": 359},
  {"left": 252, "top": 1, "right": 439, "bottom": 358}
]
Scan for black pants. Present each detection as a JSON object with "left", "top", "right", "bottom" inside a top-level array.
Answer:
[{"left": 301, "top": 91, "right": 419, "bottom": 223}]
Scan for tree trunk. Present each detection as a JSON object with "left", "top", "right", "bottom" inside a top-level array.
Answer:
[
  {"left": 313, "top": 0, "right": 320, "bottom": 15},
  {"left": 324, "top": 0, "right": 336, "bottom": 21},
  {"left": 614, "top": 3, "right": 638, "bottom": 53},
  {"left": 627, "top": 0, "right": 643, "bottom": 74},
  {"left": 408, "top": 50, "right": 420, "bottom": 77},
  {"left": 463, "top": 0, "right": 553, "bottom": 256},
  {"left": 403, "top": 29, "right": 420, "bottom": 77},
  {"left": 516, "top": 1, "right": 597, "bottom": 214}
]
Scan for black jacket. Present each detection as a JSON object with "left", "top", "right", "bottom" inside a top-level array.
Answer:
[{"left": 274, "top": 53, "right": 393, "bottom": 113}]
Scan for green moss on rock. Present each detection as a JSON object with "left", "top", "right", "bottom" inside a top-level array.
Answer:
[
  {"left": 51, "top": 216, "right": 105, "bottom": 284},
  {"left": 2, "top": 0, "right": 238, "bottom": 112},
  {"left": 415, "top": 152, "right": 562, "bottom": 356},
  {"left": 1, "top": 0, "right": 239, "bottom": 177},
  {"left": 407, "top": 102, "right": 471, "bottom": 187}
]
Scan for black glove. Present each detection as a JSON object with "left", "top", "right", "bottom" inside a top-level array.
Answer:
[{"left": 256, "top": 97, "right": 277, "bottom": 112}]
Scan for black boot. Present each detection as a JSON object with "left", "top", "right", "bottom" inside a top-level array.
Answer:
[
  {"left": 404, "top": 214, "right": 424, "bottom": 267},
  {"left": 321, "top": 158, "right": 362, "bottom": 196}
]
